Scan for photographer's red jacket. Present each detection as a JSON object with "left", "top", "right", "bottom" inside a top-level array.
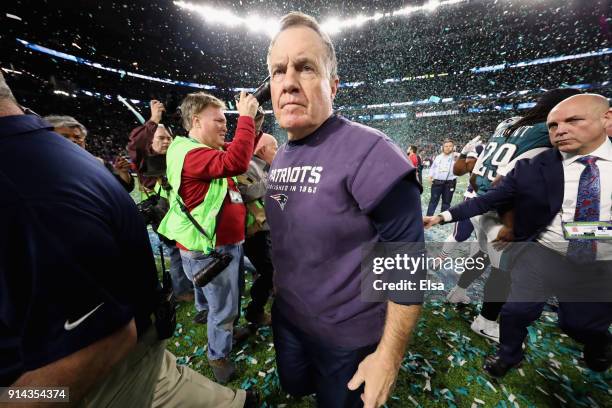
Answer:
[
  {"left": 177, "top": 116, "right": 260, "bottom": 248},
  {"left": 127, "top": 120, "right": 160, "bottom": 190}
]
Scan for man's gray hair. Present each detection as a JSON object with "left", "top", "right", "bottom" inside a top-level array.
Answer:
[
  {"left": 179, "top": 92, "right": 226, "bottom": 132},
  {"left": 44, "top": 115, "right": 88, "bottom": 136},
  {"left": 0, "top": 70, "right": 17, "bottom": 102},
  {"left": 267, "top": 12, "right": 338, "bottom": 79}
]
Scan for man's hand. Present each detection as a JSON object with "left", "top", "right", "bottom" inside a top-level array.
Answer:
[
  {"left": 423, "top": 215, "right": 443, "bottom": 229},
  {"left": 237, "top": 91, "right": 259, "bottom": 119},
  {"left": 491, "top": 174, "right": 504, "bottom": 187},
  {"left": 428, "top": 176, "right": 433, "bottom": 184},
  {"left": 254, "top": 107, "right": 265, "bottom": 132},
  {"left": 348, "top": 303, "right": 421, "bottom": 408},
  {"left": 347, "top": 350, "right": 399, "bottom": 408},
  {"left": 150, "top": 100, "right": 165, "bottom": 124},
  {"left": 113, "top": 156, "right": 131, "bottom": 184},
  {"left": 460, "top": 135, "right": 482, "bottom": 156},
  {"left": 492, "top": 225, "right": 514, "bottom": 250}
]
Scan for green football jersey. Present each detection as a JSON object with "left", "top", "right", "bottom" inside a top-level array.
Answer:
[{"left": 473, "top": 117, "right": 551, "bottom": 195}]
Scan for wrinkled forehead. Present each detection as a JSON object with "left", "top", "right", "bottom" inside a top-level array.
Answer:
[
  {"left": 269, "top": 26, "right": 328, "bottom": 66},
  {"left": 548, "top": 101, "right": 589, "bottom": 123}
]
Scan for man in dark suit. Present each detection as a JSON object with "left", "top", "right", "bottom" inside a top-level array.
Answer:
[{"left": 425, "top": 94, "right": 612, "bottom": 377}]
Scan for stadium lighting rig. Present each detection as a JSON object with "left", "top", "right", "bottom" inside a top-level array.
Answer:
[
  {"left": 173, "top": 0, "right": 468, "bottom": 36},
  {"left": 16, "top": 37, "right": 612, "bottom": 94}
]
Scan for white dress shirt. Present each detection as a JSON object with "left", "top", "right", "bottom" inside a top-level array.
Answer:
[
  {"left": 538, "top": 137, "right": 612, "bottom": 260},
  {"left": 429, "top": 153, "right": 457, "bottom": 181}
]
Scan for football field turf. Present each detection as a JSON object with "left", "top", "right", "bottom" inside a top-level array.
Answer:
[{"left": 151, "top": 172, "right": 611, "bottom": 407}]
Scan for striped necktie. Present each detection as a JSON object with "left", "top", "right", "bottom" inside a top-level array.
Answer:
[{"left": 567, "top": 156, "right": 600, "bottom": 263}]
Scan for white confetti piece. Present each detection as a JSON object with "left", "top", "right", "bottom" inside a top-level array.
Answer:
[
  {"left": 474, "top": 398, "right": 485, "bottom": 404},
  {"left": 518, "top": 368, "right": 525, "bottom": 377},
  {"left": 258, "top": 371, "right": 266, "bottom": 378},
  {"left": 6, "top": 13, "right": 22, "bottom": 21},
  {"left": 484, "top": 379, "right": 497, "bottom": 393},
  {"left": 408, "top": 395, "right": 419, "bottom": 406},
  {"left": 536, "top": 386, "right": 549, "bottom": 396},
  {"left": 553, "top": 393, "right": 567, "bottom": 404}
]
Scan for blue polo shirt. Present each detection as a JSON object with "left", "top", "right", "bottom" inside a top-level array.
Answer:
[{"left": 0, "top": 114, "right": 158, "bottom": 386}]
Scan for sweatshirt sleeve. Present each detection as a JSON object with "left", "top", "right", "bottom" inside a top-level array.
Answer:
[
  {"left": 127, "top": 120, "right": 158, "bottom": 171},
  {"left": 182, "top": 116, "right": 256, "bottom": 180}
]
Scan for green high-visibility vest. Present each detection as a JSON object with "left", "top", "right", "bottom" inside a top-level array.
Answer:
[
  {"left": 139, "top": 179, "right": 168, "bottom": 202},
  {"left": 157, "top": 136, "right": 228, "bottom": 254}
]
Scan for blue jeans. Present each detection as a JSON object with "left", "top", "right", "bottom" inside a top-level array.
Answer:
[
  {"left": 163, "top": 242, "right": 194, "bottom": 297},
  {"left": 180, "top": 244, "right": 243, "bottom": 360}
]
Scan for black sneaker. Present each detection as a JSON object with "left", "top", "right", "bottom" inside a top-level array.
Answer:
[{"left": 192, "top": 309, "right": 208, "bottom": 324}]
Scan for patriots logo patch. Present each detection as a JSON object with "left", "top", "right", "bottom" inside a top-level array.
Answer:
[{"left": 270, "top": 194, "right": 288, "bottom": 210}]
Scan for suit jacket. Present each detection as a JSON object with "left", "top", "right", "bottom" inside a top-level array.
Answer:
[{"left": 449, "top": 148, "right": 564, "bottom": 242}]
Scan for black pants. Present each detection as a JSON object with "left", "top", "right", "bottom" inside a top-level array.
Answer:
[
  {"left": 457, "top": 260, "right": 510, "bottom": 321},
  {"left": 457, "top": 250, "right": 488, "bottom": 288},
  {"left": 243, "top": 230, "right": 274, "bottom": 316},
  {"left": 427, "top": 179, "right": 456, "bottom": 216},
  {"left": 499, "top": 244, "right": 612, "bottom": 365},
  {"left": 480, "top": 267, "right": 511, "bottom": 321},
  {"left": 272, "top": 303, "right": 377, "bottom": 408}
]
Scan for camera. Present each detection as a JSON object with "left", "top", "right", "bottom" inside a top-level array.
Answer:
[
  {"left": 235, "top": 76, "right": 271, "bottom": 105},
  {"left": 136, "top": 193, "right": 168, "bottom": 229},
  {"left": 193, "top": 250, "right": 233, "bottom": 287},
  {"left": 252, "top": 76, "right": 271, "bottom": 104}
]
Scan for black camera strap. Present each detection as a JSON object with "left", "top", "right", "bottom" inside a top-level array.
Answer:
[{"left": 175, "top": 190, "right": 227, "bottom": 247}]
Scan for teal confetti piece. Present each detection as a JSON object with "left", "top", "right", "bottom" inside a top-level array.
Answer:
[{"left": 527, "top": 326, "right": 538, "bottom": 344}]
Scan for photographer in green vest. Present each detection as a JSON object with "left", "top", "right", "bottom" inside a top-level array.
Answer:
[{"left": 158, "top": 91, "right": 260, "bottom": 384}]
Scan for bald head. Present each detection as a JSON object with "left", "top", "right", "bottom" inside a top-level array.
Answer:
[
  {"left": 547, "top": 93, "right": 611, "bottom": 155},
  {"left": 254, "top": 133, "right": 278, "bottom": 165}
]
